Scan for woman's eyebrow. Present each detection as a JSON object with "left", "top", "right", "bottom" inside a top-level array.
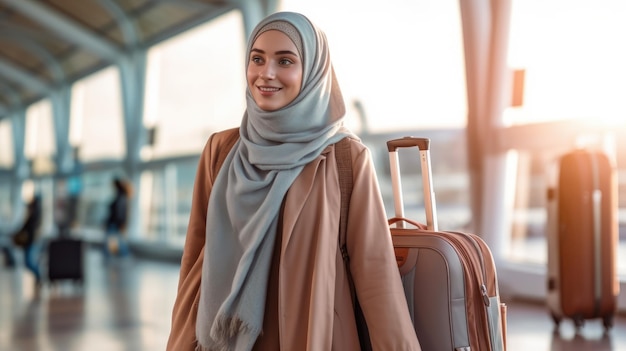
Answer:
[
  {"left": 250, "top": 48, "right": 298, "bottom": 57},
  {"left": 275, "top": 50, "right": 298, "bottom": 56}
]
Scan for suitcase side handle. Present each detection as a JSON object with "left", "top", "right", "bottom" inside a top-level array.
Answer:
[{"left": 387, "top": 137, "right": 430, "bottom": 152}]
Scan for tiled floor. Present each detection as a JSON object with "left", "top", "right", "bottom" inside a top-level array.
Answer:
[{"left": 1, "top": 246, "right": 625, "bottom": 351}]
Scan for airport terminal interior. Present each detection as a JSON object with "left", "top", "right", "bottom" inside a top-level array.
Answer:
[{"left": 1, "top": 0, "right": 625, "bottom": 350}]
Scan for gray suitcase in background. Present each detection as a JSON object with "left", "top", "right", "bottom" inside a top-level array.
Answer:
[{"left": 387, "top": 137, "right": 507, "bottom": 351}]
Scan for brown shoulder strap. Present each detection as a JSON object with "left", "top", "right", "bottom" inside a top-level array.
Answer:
[
  {"left": 335, "top": 137, "right": 353, "bottom": 253},
  {"left": 336, "top": 137, "right": 373, "bottom": 350},
  {"left": 212, "top": 128, "right": 240, "bottom": 180}
]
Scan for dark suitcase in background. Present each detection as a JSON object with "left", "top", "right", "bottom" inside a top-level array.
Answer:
[
  {"left": 387, "top": 137, "right": 507, "bottom": 351},
  {"left": 47, "top": 237, "right": 84, "bottom": 283},
  {"left": 546, "top": 149, "right": 619, "bottom": 331}
]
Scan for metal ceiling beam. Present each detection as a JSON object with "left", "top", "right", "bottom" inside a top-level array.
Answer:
[
  {"left": 142, "top": 3, "right": 236, "bottom": 47},
  {"left": 154, "top": 0, "right": 221, "bottom": 11},
  {"left": 0, "top": 0, "right": 122, "bottom": 61},
  {"left": 0, "top": 81, "right": 21, "bottom": 105},
  {"left": 0, "top": 81, "right": 21, "bottom": 120},
  {"left": 97, "top": 0, "right": 140, "bottom": 48},
  {"left": 0, "top": 56, "right": 49, "bottom": 94},
  {"left": 0, "top": 30, "right": 65, "bottom": 82}
]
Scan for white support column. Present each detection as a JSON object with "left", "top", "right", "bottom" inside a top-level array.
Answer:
[
  {"left": 481, "top": 152, "right": 518, "bottom": 265},
  {"left": 236, "top": 0, "right": 266, "bottom": 40},
  {"left": 459, "top": 0, "right": 514, "bottom": 264},
  {"left": 118, "top": 50, "right": 148, "bottom": 239},
  {"left": 50, "top": 86, "right": 74, "bottom": 175},
  {"left": 458, "top": 0, "right": 492, "bottom": 235},
  {"left": 479, "top": 0, "right": 514, "bottom": 265},
  {"left": 9, "top": 110, "right": 27, "bottom": 226},
  {"left": 10, "top": 110, "right": 28, "bottom": 180}
]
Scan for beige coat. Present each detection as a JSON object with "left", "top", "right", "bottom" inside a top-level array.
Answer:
[{"left": 167, "top": 128, "right": 420, "bottom": 351}]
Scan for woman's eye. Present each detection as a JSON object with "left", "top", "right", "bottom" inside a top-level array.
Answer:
[
  {"left": 279, "top": 58, "right": 293, "bottom": 65},
  {"left": 251, "top": 56, "right": 263, "bottom": 64}
]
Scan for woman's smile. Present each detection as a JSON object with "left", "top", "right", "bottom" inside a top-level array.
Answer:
[
  {"left": 247, "top": 29, "right": 303, "bottom": 111},
  {"left": 256, "top": 85, "right": 282, "bottom": 96}
]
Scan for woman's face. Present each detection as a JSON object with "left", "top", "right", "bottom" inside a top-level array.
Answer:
[{"left": 247, "top": 30, "right": 303, "bottom": 111}]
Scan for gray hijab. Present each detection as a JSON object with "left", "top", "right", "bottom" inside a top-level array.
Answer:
[{"left": 196, "top": 11, "right": 353, "bottom": 351}]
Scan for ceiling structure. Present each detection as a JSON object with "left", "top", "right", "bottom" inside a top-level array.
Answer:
[{"left": 0, "top": 0, "right": 275, "bottom": 120}]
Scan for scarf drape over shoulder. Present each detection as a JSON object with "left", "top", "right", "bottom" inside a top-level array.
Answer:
[{"left": 196, "top": 11, "right": 354, "bottom": 351}]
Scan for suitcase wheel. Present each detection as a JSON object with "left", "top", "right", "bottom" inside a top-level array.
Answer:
[
  {"left": 550, "top": 313, "right": 561, "bottom": 327},
  {"left": 572, "top": 315, "right": 584, "bottom": 331},
  {"left": 602, "top": 315, "right": 614, "bottom": 331}
]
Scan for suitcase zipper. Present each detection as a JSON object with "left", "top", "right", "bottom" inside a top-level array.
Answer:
[
  {"left": 446, "top": 231, "right": 490, "bottom": 306},
  {"left": 590, "top": 152, "right": 602, "bottom": 316},
  {"left": 443, "top": 231, "right": 494, "bottom": 350}
]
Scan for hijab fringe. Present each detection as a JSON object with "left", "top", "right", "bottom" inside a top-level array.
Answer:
[{"left": 196, "top": 316, "right": 260, "bottom": 351}]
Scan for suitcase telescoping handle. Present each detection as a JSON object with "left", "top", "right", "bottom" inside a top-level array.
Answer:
[{"left": 387, "top": 137, "right": 438, "bottom": 231}]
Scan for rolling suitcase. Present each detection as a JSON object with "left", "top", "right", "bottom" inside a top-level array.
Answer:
[
  {"left": 47, "top": 237, "right": 84, "bottom": 284},
  {"left": 387, "top": 136, "right": 506, "bottom": 351},
  {"left": 546, "top": 149, "right": 619, "bottom": 331}
]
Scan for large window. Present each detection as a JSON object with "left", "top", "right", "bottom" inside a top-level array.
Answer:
[
  {"left": 505, "top": 0, "right": 626, "bottom": 273},
  {"left": 70, "top": 67, "right": 126, "bottom": 162},
  {"left": 505, "top": 0, "right": 626, "bottom": 125},
  {"left": 0, "top": 181, "right": 13, "bottom": 229},
  {"left": 74, "top": 169, "right": 125, "bottom": 239},
  {"left": 25, "top": 100, "right": 55, "bottom": 175},
  {"left": 0, "top": 118, "right": 12, "bottom": 168},
  {"left": 142, "top": 10, "right": 246, "bottom": 160},
  {"left": 281, "top": 0, "right": 467, "bottom": 132},
  {"left": 136, "top": 10, "right": 247, "bottom": 245},
  {"left": 139, "top": 160, "right": 197, "bottom": 245}
]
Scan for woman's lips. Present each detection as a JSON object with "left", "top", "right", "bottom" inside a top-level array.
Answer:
[{"left": 257, "top": 86, "right": 281, "bottom": 96}]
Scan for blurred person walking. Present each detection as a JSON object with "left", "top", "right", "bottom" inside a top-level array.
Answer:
[
  {"left": 103, "top": 177, "right": 131, "bottom": 259},
  {"left": 12, "top": 194, "right": 43, "bottom": 287}
]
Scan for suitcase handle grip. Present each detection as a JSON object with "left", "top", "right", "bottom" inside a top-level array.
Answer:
[
  {"left": 387, "top": 137, "right": 430, "bottom": 152},
  {"left": 387, "top": 136, "right": 438, "bottom": 231},
  {"left": 388, "top": 217, "right": 427, "bottom": 230}
]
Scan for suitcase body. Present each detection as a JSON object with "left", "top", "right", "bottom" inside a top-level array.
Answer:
[
  {"left": 47, "top": 237, "right": 84, "bottom": 283},
  {"left": 546, "top": 149, "right": 619, "bottom": 330},
  {"left": 387, "top": 137, "right": 506, "bottom": 351}
]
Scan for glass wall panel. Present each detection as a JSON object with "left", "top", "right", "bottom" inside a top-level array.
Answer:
[
  {"left": 0, "top": 119, "right": 13, "bottom": 168},
  {"left": 143, "top": 10, "right": 246, "bottom": 160},
  {"left": 71, "top": 67, "right": 125, "bottom": 162},
  {"left": 281, "top": 0, "right": 467, "bottom": 132},
  {"left": 75, "top": 169, "right": 125, "bottom": 241},
  {"left": 0, "top": 181, "right": 13, "bottom": 230},
  {"left": 25, "top": 100, "right": 55, "bottom": 175},
  {"left": 506, "top": 0, "right": 626, "bottom": 125},
  {"left": 140, "top": 169, "right": 164, "bottom": 242},
  {"left": 139, "top": 159, "right": 198, "bottom": 245},
  {"left": 506, "top": 0, "right": 626, "bottom": 274}
]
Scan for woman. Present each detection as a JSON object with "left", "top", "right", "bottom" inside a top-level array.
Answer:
[{"left": 167, "top": 11, "right": 420, "bottom": 351}]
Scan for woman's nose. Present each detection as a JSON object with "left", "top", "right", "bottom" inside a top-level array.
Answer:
[{"left": 259, "top": 64, "right": 275, "bottom": 79}]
